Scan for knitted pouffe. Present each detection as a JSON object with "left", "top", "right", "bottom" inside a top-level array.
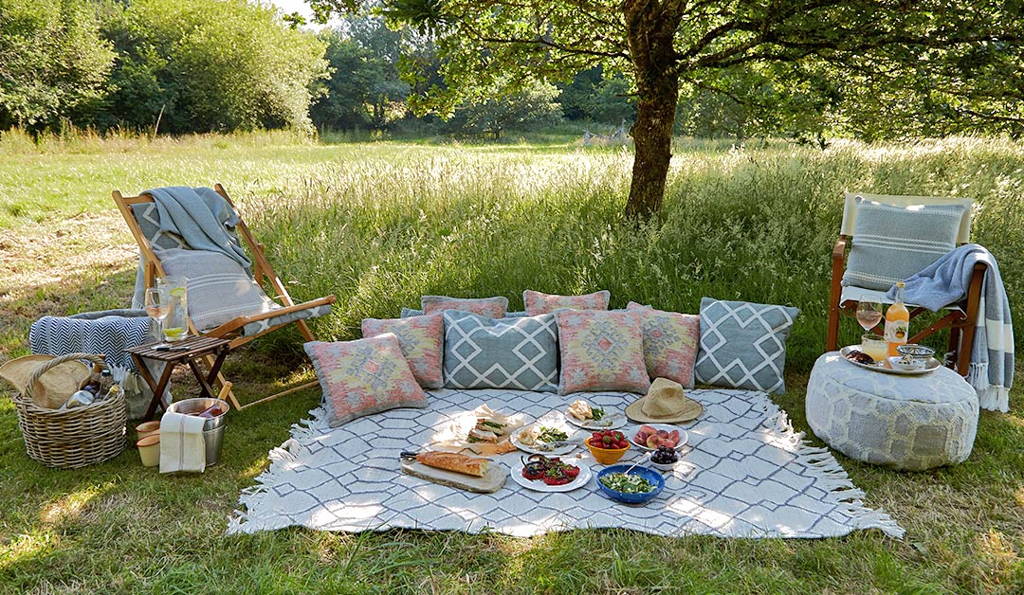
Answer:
[{"left": 806, "top": 352, "right": 978, "bottom": 471}]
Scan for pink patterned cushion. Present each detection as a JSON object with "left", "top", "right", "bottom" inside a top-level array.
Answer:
[
  {"left": 421, "top": 295, "right": 508, "bottom": 318},
  {"left": 361, "top": 314, "right": 444, "bottom": 389},
  {"left": 304, "top": 334, "right": 427, "bottom": 428},
  {"left": 523, "top": 289, "right": 611, "bottom": 316},
  {"left": 627, "top": 302, "right": 701, "bottom": 388},
  {"left": 555, "top": 309, "right": 650, "bottom": 395}
]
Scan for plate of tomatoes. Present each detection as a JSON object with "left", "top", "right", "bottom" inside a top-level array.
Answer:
[{"left": 511, "top": 454, "right": 592, "bottom": 492}]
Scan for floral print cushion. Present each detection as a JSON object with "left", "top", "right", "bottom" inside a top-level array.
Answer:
[
  {"left": 626, "top": 302, "right": 701, "bottom": 388},
  {"left": 361, "top": 313, "right": 444, "bottom": 389},
  {"left": 421, "top": 295, "right": 508, "bottom": 318},
  {"left": 555, "top": 309, "right": 650, "bottom": 395},
  {"left": 523, "top": 289, "right": 611, "bottom": 316},
  {"left": 304, "top": 334, "right": 428, "bottom": 428}
]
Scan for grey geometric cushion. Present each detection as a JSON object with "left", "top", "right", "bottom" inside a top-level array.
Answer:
[
  {"left": 442, "top": 311, "right": 558, "bottom": 392},
  {"left": 842, "top": 196, "right": 967, "bottom": 291},
  {"left": 159, "top": 248, "right": 278, "bottom": 331},
  {"left": 806, "top": 352, "right": 978, "bottom": 470},
  {"left": 694, "top": 297, "right": 799, "bottom": 394}
]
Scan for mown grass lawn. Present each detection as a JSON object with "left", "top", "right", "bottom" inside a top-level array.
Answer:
[{"left": 0, "top": 132, "right": 1022, "bottom": 593}]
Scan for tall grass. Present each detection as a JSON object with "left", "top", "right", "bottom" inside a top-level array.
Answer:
[
  {"left": 0, "top": 126, "right": 314, "bottom": 156},
  {"left": 247, "top": 136, "right": 1024, "bottom": 373}
]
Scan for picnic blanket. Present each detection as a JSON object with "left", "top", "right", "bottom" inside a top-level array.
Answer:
[
  {"left": 131, "top": 186, "right": 251, "bottom": 308},
  {"left": 887, "top": 244, "right": 1014, "bottom": 412},
  {"left": 228, "top": 388, "right": 902, "bottom": 539}
]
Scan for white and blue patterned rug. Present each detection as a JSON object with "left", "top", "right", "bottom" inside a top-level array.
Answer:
[{"left": 228, "top": 388, "right": 903, "bottom": 539}]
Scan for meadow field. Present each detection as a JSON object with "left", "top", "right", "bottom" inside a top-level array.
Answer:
[{"left": 0, "top": 131, "right": 1022, "bottom": 592}]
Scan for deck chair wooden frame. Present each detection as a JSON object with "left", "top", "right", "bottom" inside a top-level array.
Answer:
[
  {"left": 826, "top": 193, "right": 985, "bottom": 377},
  {"left": 113, "top": 183, "right": 336, "bottom": 410}
]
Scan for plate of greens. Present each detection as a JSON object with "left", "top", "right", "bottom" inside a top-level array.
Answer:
[{"left": 511, "top": 423, "right": 579, "bottom": 455}]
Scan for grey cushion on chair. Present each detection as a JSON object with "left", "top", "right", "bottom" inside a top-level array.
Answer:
[
  {"left": 842, "top": 197, "right": 968, "bottom": 291},
  {"left": 159, "top": 248, "right": 279, "bottom": 331}
]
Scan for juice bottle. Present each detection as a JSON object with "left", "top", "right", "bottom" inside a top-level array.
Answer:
[{"left": 884, "top": 281, "right": 909, "bottom": 357}]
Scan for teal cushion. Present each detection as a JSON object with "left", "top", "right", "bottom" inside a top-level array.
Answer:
[
  {"left": 442, "top": 311, "right": 558, "bottom": 392},
  {"left": 694, "top": 297, "right": 799, "bottom": 394}
]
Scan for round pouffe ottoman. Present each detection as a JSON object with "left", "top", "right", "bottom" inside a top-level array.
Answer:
[{"left": 806, "top": 352, "right": 979, "bottom": 471}]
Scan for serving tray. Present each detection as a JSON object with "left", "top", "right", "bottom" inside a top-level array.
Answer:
[
  {"left": 400, "top": 459, "right": 507, "bottom": 493},
  {"left": 840, "top": 345, "right": 941, "bottom": 376}
]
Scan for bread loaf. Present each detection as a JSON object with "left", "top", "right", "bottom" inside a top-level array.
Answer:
[{"left": 415, "top": 451, "right": 490, "bottom": 477}]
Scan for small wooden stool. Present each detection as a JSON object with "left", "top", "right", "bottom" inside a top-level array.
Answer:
[{"left": 127, "top": 336, "right": 231, "bottom": 420}]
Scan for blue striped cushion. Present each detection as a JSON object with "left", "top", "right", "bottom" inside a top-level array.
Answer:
[{"left": 842, "top": 198, "right": 967, "bottom": 291}]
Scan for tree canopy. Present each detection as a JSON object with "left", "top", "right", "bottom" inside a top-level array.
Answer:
[
  {"left": 312, "top": 0, "right": 1024, "bottom": 217},
  {"left": 1, "top": 0, "right": 329, "bottom": 133}
]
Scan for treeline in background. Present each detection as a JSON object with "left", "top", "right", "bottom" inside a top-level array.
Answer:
[{"left": 2, "top": 0, "right": 1020, "bottom": 142}]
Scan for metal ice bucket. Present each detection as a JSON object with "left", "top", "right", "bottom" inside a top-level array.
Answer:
[{"left": 166, "top": 397, "right": 229, "bottom": 466}]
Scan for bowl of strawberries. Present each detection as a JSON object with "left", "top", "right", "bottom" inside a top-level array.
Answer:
[{"left": 585, "top": 429, "right": 631, "bottom": 464}]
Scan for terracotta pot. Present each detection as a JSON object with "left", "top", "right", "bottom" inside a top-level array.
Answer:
[
  {"left": 135, "top": 421, "right": 161, "bottom": 441},
  {"left": 136, "top": 434, "right": 160, "bottom": 467}
]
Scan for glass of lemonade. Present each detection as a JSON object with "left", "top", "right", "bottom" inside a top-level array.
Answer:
[
  {"left": 860, "top": 333, "right": 888, "bottom": 363},
  {"left": 158, "top": 277, "right": 189, "bottom": 342}
]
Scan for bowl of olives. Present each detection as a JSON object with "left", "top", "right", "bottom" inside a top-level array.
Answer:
[{"left": 649, "top": 445, "right": 680, "bottom": 471}]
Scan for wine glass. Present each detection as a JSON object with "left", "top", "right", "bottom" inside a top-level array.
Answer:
[
  {"left": 144, "top": 287, "right": 169, "bottom": 342},
  {"left": 856, "top": 302, "right": 883, "bottom": 332}
]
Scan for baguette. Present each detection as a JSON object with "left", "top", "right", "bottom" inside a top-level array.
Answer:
[{"left": 415, "top": 451, "right": 490, "bottom": 477}]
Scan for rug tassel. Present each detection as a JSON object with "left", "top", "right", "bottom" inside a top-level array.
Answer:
[{"left": 757, "top": 392, "right": 905, "bottom": 539}]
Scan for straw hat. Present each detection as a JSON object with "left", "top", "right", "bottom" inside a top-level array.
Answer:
[
  {"left": 626, "top": 377, "right": 703, "bottom": 424},
  {"left": 0, "top": 355, "right": 90, "bottom": 409}
]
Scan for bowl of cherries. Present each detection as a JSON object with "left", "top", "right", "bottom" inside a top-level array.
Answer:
[
  {"left": 585, "top": 430, "right": 631, "bottom": 465},
  {"left": 649, "top": 446, "right": 679, "bottom": 472}
]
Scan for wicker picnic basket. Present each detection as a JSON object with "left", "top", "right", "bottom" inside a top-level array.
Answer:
[{"left": 10, "top": 353, "right": 127, "bottom": 469}]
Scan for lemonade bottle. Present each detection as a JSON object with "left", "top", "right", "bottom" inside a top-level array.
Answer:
[{"left": 884, "top": 281, "right": 909, "bottom": 357}]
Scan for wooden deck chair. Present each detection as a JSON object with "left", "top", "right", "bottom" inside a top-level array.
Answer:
[
  {"left": 113, "top": 183, "right": 336, "bottom": 410},
  {"left": 827, "top": 193, "right": 986, "bottom": 376}
]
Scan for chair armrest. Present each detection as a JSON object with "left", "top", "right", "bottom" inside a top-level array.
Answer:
[
  {"left": 830, "top": 236, "right": 849, "bottom": 307},
  {"left": 832, "top": 236, "right": 849, "bottom": 264},
  {"left": 205, "top": 296, "right": 337, "bottom": 337}
]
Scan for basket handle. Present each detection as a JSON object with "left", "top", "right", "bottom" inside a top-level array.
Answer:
[{"left": 24, "top": 353, "right": 106, "bottom": 400}]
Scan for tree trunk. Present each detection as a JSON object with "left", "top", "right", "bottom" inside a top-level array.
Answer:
[{"left": 623, "top": 2, "right": 683, "bottom": 220}]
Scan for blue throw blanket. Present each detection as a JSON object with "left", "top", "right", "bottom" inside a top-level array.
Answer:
[
  {"left": 886, "top": 244, "right": 1014, "bottom": 412},
  {"left": 131, "top": 186, "right": 251, "bottom": 307},
  {"left": 29, "top": 309, "right": 151, "bottom": 370},
  {"left": 29, "top": 310, "right": 168, "bottom": 419}
]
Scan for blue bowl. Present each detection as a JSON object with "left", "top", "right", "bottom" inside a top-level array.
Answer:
[{"left": 595, "top": 464, "right": 665, "bottom": 504}]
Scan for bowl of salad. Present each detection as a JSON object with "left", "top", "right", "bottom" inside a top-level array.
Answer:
[{"left": 595, "top": 464, "right": 665, "bottom": 504}]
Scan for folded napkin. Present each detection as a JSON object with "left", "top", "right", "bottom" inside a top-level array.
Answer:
[{"left": 160, "top": 411, "right": 207, "bottom": 474}]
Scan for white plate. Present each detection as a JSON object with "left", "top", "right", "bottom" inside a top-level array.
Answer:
[
  {"left": 563, "top": 410, "right": 627, "bottom": 430},
  {"left": 511, "top": 424, "right": 579, "bottom": 456},
  {"left": 630, "top": 424, "right": 688, "bottom": 451},
  {"left": 840, "top": 345, "right": 941, "bottom": 375},
  {"left": 511, "top": 461, "right": 592, "bottom": 493}
]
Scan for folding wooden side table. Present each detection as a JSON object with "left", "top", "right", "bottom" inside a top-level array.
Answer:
[{"left": 127, "top": 336, "right": 231, "bottom": 420}]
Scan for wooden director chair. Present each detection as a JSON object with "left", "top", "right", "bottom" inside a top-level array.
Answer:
[
  {"left": 827, "top": 193, "right": 986, "bottom": 377},
  {"left": 113, "top": 183, "right": 336, "bottom": 410}
]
